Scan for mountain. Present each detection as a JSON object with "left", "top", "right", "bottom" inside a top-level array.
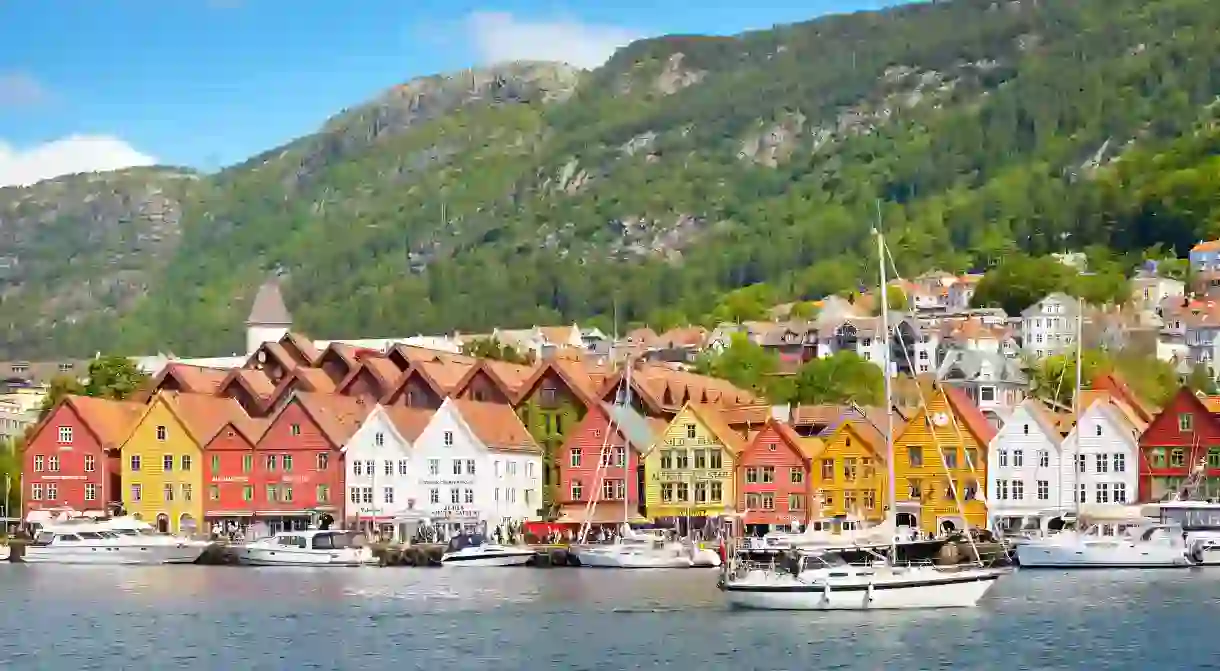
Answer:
[{"left": 6, "top": 0, "right": 1220, "bottom": 359}]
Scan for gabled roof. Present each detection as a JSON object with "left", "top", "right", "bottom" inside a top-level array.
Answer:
[
  {"left": 243, "top": 341, "right": 298, "bottom": 375},
  {"left": 676, "top": 402, "right": 748, "bottom": 455},
  {"left": 1006, "top": 399, "right": 1066, "bottom": 445},
  {"left": 817, "top": 405, "right": 905, "bottom": 452},
  {"left": 513, "top": 358, "right": 601, "bottom": 409},
  {"left": 147, "top": 391, "right": 251, "bottom": 446},
  {"left": 247, "top": 279, "right": 292, "bottom": 326},
  {"left": 33, "top": 395, "right": 144, "bottom": 452},
  {"left": 451, "top": 399, "right": 539, "bottom": 453},
  {"left": 267, "top": 366, "right": 336, "bottom": 408},
  {"left": 335, "top": 356, "right": 404, "bottom": 396},
  {"left": 279, "top": 332, "right": 320, "bottom": 366},
  {"left": 744, "top": 417, "right": 810, "bottom": 462},
  {"left": 942, "top": 385, "right": 998, "bottom": 446},
  {"left": 142, "top": 362, "right": 229, "bottom": 399},
  {"left": 1091, "top": 372, "right": 1154, "bottom": 422},
  {"left": 217, "top": 368, "right": 275, "bottom": 400},
  {"left": 382, "top": 405, "right": 434, "bottom": 442},
  {"left": 387, "top": 344, "right": 475, "bottom": 369},
  {"left": 600, "top": 401, "right": 659, "bottom": 454},
  {"left": 275, "top": 392, "right": 370, "bottom": 448},
  {"left": 317, "top": 341, "right": 362, "bottom": 370},
  {"left": 210, "top": 415, "right": 271, "bottom": 445},
  {"left": 380, "top": 363, "right": 453, "bottom": 404}
]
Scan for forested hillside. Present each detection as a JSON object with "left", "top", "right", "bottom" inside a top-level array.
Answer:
[{"left": 5, "top": 0, "right": 1220, "bottom": 358}]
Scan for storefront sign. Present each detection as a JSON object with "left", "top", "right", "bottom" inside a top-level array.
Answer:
[
  {"left": 699, "top": 470, "right": 729, "bottom": 480},
  {"left": 40, "top": 475, "right": 86, "bottom": 481},
  {"left": 214, "top": 476, "right": 249, "bottom": 483},
  {"left": 657, "top": 472, "right": 687, "bottom": 482},
  {"left": 420, "top": 479, "right": 474, "bottom": 486},
  {"left": 428, "top": 505, "right": 480, "bottom": 519}
]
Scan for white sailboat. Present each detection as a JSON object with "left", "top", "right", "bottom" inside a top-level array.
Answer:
[{"left": 721, "top": 227, "right": 1005, "bottom": 609}]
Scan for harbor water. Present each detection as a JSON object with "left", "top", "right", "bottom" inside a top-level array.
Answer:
[{"left": 2, "top": 566, "right": 1219, "bottom": 670}]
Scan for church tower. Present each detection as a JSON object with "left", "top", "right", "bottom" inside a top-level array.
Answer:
[{"left": 245, "top": 279, "right": 293, "bottom": 355}]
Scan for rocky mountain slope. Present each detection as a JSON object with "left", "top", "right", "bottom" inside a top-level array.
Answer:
[{"left": 5, "top": 0, "right": 1220, "bottom": 358}]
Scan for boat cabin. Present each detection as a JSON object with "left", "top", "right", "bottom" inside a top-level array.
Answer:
[
  {"left": 1151, "top": 501, "right": 1220, "bottom": 532},
  {"left": 32, "top": 529, "right": 122, "bottom": 545},
  {"left": 265, "top": 530, "right": 363, "bottom": 550},
  {"left": 446, "top": 533, "right": 492, "bottom": 553}
]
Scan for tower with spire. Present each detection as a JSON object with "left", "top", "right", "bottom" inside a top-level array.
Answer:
[{"left": 245, "top": 279, "right": 293, "bottom": 355}]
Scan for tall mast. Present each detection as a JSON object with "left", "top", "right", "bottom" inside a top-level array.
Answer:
[
  {"left": 875, "top": 224, "right": 897, "bottom": 560},
  {"left": 1072, "top": 295, "right": 1083, "bottom": 515}
]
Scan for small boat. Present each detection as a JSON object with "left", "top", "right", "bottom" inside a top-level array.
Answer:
[
  {"left": 24, "top": 520, "right": 207, "bottom": 565},
  {"left": 576, "top": 527, "right": 697, "bottom": 568},
  {"left": 721, "top": 549, "right": 1004, "bottom": 610},
  {"left": 232, "top": 529, "right": 375, "bottom": 567},
  {"left": 440, "top": 533, "right": 535, "bottom": 567},
  {"left": 1015, "top": 521, "right": 1193, "bottom": 568},
  {"left": 95, "top": 516, "right": 212, "bottom": 563}
]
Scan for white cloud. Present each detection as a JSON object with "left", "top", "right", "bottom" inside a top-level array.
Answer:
[
  {"left": 0, "top": 135, "right": 157, "bottom": 188},
  {"left": 464, "top": 11, "right": 643, "bottom": 69}
]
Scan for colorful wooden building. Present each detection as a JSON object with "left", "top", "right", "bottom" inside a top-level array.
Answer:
[
  {"left": 1138, "top": 387, "right": 1220, "bottom": 501},
  {"left": 555, "top": 401, "right": 660, "bottom": 525},
  {"left": 807, "top": 410, "right": 892, "bottom": 524},
  {"left": 643, "top": 402, "right": 746, "bottom": 521},
  {"left": 735, "top": 418, "right": 813, "bottom": 530}
]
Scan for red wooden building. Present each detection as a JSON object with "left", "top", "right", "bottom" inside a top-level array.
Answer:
[
  {"left": 201, "top": 415, "right": 269, "bottom": 528},
  {"left": 1138, "top": 387, "right": 1220, "bottom": 502},
  {"left": 555, "top": 402, "right": 662, "bottom": 525},
  {"left": 736, "top": 418, "right": 812, "bottom": 529},
  {"left": 252, "top": 392, "right": 369, "bottom": 532},
  {"left": 22, "top": 395, "right": 142, "bottom": 521}
]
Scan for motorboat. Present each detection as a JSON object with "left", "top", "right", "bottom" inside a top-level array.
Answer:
[
  {"left": 440, "top": 533, "right": 535, "bottom": 567},
  {"left": 721, "top": 549, "right": 1004, "bottom": 610},
  {"left": 1147, "top": 501, "right": 1220, "bottom": 565},
  {"left": 576, "top": 527, "right": 699, "bottom": 569},
  {"left": 24, "top": 520, "right": 207, "bottom": 565},
  {"left": 1015, "top": 521, "right": 1193, "bottom": 568},
  {"left": 232, "top": 529, "right": 375, "bottom": 567},
  {"left": 95, "top": 516, "right": 212, "bottom": 563}
]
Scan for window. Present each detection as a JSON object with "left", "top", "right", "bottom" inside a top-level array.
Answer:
[
  {"left": 466, "top": 459, "right": 476, "bottom": 475},
  {"left": 1095, "top": 424, "right": 1103, "bottom": 437},
  {"left": 998, "top": 450, "right": 1008, "bottom": 468},
  {"left": 570, "top": 448, "right": 582, "bottom": 467},
  {"left": 1023, "top": 424, "right": 1029, "bottom": 435},
  {"left": 677, "top": 482, "right": 690, "bottom": 502},
  {"left": 1037, "top": 480, "right": 1049, "bottom": 500},
  {"left": 163, "top": 484, "right": 174, "bottom": 502},
  {"left": 316, "top": 453, "right": 329, "bottom": 470},
  {"left": 266, "top": 485, "right": 279, "bottom": 503},
  {"left": 1095, "top": 482, "right": 1110, "bottom": 504},
  {"left": 364, "top": 459, "right": 374, "bottom": 475},
  {"left": 1039, "top": 451, "right": 1049, "bottom": 468},
  {"left": 45, "top": 483, "right": 57, "bottom": 500},
  {"left": 182, "top": 484, "right": 192, "bottom": 502},
  {"left": 759, "top": 493, "right": 775, "bottom": 510},
  {"left": 790, "top": 468, "right": 803, "bottom": 484},
  {"left": 745, "top": 467, "right": 759, "bottom": 484},
  {"left": 965, "top": 449, "right": 978, "bottom": 468},
  {"left": 1077, "top": 483, "right": 1087, "bottom": 504},
  {"left": 398, "top": 459, "right": 408, "bottom": 475},
  {"left": 694, "top": 450, "right": 707, "bottom": 469},
  {"left": 48, "top": 456, "right": 59, "bottom": 472},
  {"left": 452, "top": 459, "right": 463, "bottom": 476},
  {"left": 1095, "top": 454, "right": 1108, "bottom": 473},
  {"left": 352, "top": 487, "right": 364, "bottom": 503},
  {"left": 709, "top": 450, "right": 723, "bottom": 469},
  {"left": 374, "top": 432, "right": 385, "bottom": 447},
  {"left": 360, "top": 487, "right": 372, "bottom": 504},
  {"left": 430, "top": 488, "right": 440, "bottom": 504},
  {"left": 843, "top": 458, "right": 857, "bottom": 481},
  {"left": 980, "top": 387, "right": 995, "bottom": 402},
  {"left": 443, "top": 431, "right": 454, "bottom": 446},
  {"left": 242, "top": 486, "right": 253, "bottom": 502},
  {"left": 675, "top": 451, "right": 689, "bottom": 469},
  {"left": 694, "top": 481, "right": 708, "bottom": 503},
  {"left": 353, "top": 461, "right": 363, "bottom": 476},
  {"left": 1179, "top": 413, "right": 1194, "bottom": 432},
  {"left": 996, "top": 480, "right": 1009, "bottom": 500},
  {"left": 1171, "top": 449, "right": 1186, "bottom": 468},
  {"left": 282, "top": 455, "right": 293, "bottom": 472},
  {"left": 760, "top": 466, "right": 775, "bottom": 483},
  {"left": 384, "top": 487, "right": 394, "bottom": 504},
  {"left": 907, "top": 479, "right": 922, "bottom": 500},
  {"left": 1150, "top": 448, "right": 1166, "bottom": 468},
  {"left": 962, "top": 479, "right": 978, "bottom": 501},
  {"left": 317, "top": 485, "right": 330, "bottom": 503},
  {"left": 844, "top": 490, "right": 858, "bottom": 510},
  {"left": 686, "top": 423, "right": 696, "bottom": 439},
  {"left": 864, "top": 490, "right": 876, "bottom": 509},
  {"left": 211, "top": 454, "right": 221, "bottom": 473},
  {"left": 821, "top": 459, "right": 834, "bottom": 481},
  {"left": 31, "top": 484, "right": 42, "bottom": 500},
  {"left": 908, "top": 446, "right": 923, "bottom": 467},
  {"left": 156, "top": 425, "right": 167, "bottom": 441},
  {"left": 1113, "top": 483, "right": 1127, "bottom": 503},
  {"left": 1113, "top": 453, "right": 1125, "bottom": 473},
  {"left": 450, "top": 488, "right": 460, "bottom": 504},
  {"left": 57, "top": 426, "right": 72, "bottom": 443},
  {"left": 660, "top": 450, "right": 673, "bottom": 469},
  {"left": 820, "top": 490, "right": 833, "bottom": 508},
  {"left": 85, "top": 484, "right": 97, "bottom": 501},
  {"left": 1012, "top": 480, "right": 1024, "bottom": 500},
  {"left": 710, "top": 482, "right": 722, "bottom": 502},
  {"left": 209, "top": 486, "right": 220, "bottom": 501},
  {"left": 181, "top": 455, "right": 192, "bottom": 472},
  {"left": 244, "top": 454, "right": 254, "bottom": 472},
  {"left": 428, "top": 459, "right": 439, "bottom": 476},
  {"left": 33, "top": 455, "right": 43, "bottom": 472},
  {"left": 384, "top": 460, "right": 393, "bottom": 476},
  {"left": 571, "top": 479, "right": 583, "bottom": 500},
  {"left": 944, "top": 449, "right": 958, "bottom": 469},
  {"left": 1012, "top": 450, "right": 1023, "bottom": 468},
  {"left": 130, "top": 455, "right": 141, "bottom": 472},
  {"left": 162, "top": 454, "right": 174, "bottom": 472},
  {"left": 290, "top": 423, "right": 301, "bottom": 436},
  {"left": 464, "top": 488, "right": 474, "bottom": 504},
  {"left": 1076, "top": 454, "right": 1087, "bottom": 473},
  {"left": 266, "top": 454, "right": 277, "bottom": 471}
]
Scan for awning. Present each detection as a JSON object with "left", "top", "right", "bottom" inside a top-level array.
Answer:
[
  {"left": 205, "top": 511, "right": 254, "bottom": 518},
  {"left": 555, "top": 506, "right": 649, "bottom": 525}
]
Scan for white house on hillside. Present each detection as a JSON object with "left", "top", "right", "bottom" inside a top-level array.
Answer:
[
  {"left": 987, "top": 399, "right": 1071, "bottom": 533},
  {"left": 1063, "top": 393, "right": 1145, "bottom": 507},
  {"left": 341, "top": 404, "right": 434, "bottom": 542},
  {"left": 1021, "top": 292, "right": 1080, "bottom": 359},
  {"left": 412, "top": 398, "right": 542, "bottom": 535}
]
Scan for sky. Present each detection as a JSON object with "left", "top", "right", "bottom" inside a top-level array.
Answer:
[{"left": 0, "top": 0, "right": 904, "bottom": 187}]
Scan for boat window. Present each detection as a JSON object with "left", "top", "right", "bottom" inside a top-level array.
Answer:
[
  {"left": 278, "top": 535, "right": 306, "bottom": 548},
  {"left": 76, "top": 531, "right": 104, "bottom": 539},
  {"left": 34, "top": 532, "right": 54, "bottom": 544},
  {"left": 114, "top": 529, "right": 139, "bottom": 536},
  {"left": 1162, "top": 507, "right": 1220, "bottom": 529},
  {"left": 56, "top": 534, "right": 82, "bottom": 542},
  {"left": 313, "top": 532, "right": 359, "bottom": 550}
]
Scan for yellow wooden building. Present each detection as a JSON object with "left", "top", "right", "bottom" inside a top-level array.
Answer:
[
  {"left": 891, "top": 386, "right": 993, "bottom": 533},
  {"left": 120, "top": 392, "right": 245, "bottom": 534},
  {"left": 807, "top": 419, "right": 889, "bottom": 523},
  {"left": 643, "top": 403, "right": 746, "bottom": 519}
]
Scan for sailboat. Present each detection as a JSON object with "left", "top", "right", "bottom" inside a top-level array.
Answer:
[
  {"left": 720, "top": 228, "right": 1005, "bottom": 609},
  {"left": 1015, "top": 296, "right": 1193, "bottom": 568}
]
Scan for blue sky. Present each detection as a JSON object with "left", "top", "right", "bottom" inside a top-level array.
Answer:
[{"left": 0, "top": 0, "right": 903, "bottom": 186}]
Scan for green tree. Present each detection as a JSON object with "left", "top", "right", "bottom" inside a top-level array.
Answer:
[
  {"left": 691, "top": 332, "right": 781, "bottom": 399},
  {"left": 460, "top": 337, "right": 532, "bottom": 364},
  {"left": 790, "top": 351, "right": 884, "bottom": 406},
  {"left": 1027, "top": 350, "right": 1110, "bottom": 408},
  {"left": 1186, "top": 364, "right": 1219, "bottom": 396},
  {"left": 38, "top": 356, "right": 149, "bottom": 419},
  {"left": 788, "top": 301, "right": 822, "bottom": 321},
  {"left": 39, "top": 376, "right": 85, "bottom": 420},
  {"left": 0, "top": 436, "right": 21, "bottom": 522},
  {"left": 705, "top": 284, "right": 777, "bottom": 325},
  {"left": 971, "top": 255, "right": 1075, "bottom": 316}
]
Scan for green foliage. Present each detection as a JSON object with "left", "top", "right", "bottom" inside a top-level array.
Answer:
[
  {"left": 11, "top": 0, "right": 1220, "bottom": 355},
  {"left": 1186, "top": 364, "right": 1219, "bottom": 396},
  {"left": 0, "top": 436, "right": 19, "bottom": 520},
  {"left": 789, "top": 351, "right": 885, "bottom": 406},
  {"left": 38, "top": 356, "right": 148, "bottom": 419},
  {"left": 691, "top": 333, "right": 780, "bottom": 398},
  {"left": 460, "top": 337, "right": 532, "bottom": 364},
  {"left": 705, "top": 284, "right": 777, "bottom": 325},
  {"left": 972, "top": 255, "right": 1078, "bottom": 315},
  {"left": 1029, "top": 349, "right": 1178, "bottom": 408}
]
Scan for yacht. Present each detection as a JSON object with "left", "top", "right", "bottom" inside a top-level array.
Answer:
[
  {"left": 24, "top": 520, "right": 207, "bottom": 565},
  {"left": 440, "top": 533, "right": 536, "bottom": 566},
  {"left": 1015, "top": 521, "right": 1193, "bottom": 568},
  {"left": 721, "top": 549, "right": 1004, "bottom": 610},
  {"left": 232, "top": 529, "right": 375, "bottom": 567},
  {"left": 1148, "top": 499, "right": 1220, "bottom": 565},
  {"left": 576, "top": 527, "right": 704, "bottom": 569},
  {"left": 96, "top": 516, "right": 212, "bottom": 563}
]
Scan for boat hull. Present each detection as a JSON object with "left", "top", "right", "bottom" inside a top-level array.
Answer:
[
  {"left": 440, "top": 551, "right": 534, "bottom": 567},
  {"left": 577, "top": 549, "right": 694, "bottom": 569},
  {"left": 22, "top": 544, "right": 204, "bottom": 565},
  {"left": 233, "top": 546, "right": 375, "bottom": 567},
  {"left": 722, "top": 571, "right": 1001, "bottom": 610},
  {"left": 1015, "top": 543, "right": 1193, "bottom": 568}
]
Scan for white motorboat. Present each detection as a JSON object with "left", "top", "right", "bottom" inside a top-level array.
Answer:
[
  {"left": 232, "top": 529, "right": 375, "bottom": 567},
  {"left": 440, "top": 533, "right": 535, "bottom": 567},
  {"left": 721, "top": 550, "right": 1004, "bottom": 610},
  {"left": 96, "top": 516, "right": 212, "bottom": 563},
  {"left": 576, "top": 527, "right": 699, "bottom": 569},
  {"left": 1015, "top": 521, "right": 1193, "bottom": 568},
  {"left": 24, "top": 520, "right": 206, "bottom": 565},
  {"left": 1148, "top": 500, "right": 1220, "bottom": 565}
]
